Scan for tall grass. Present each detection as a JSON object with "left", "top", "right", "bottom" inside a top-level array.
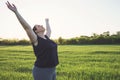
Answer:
[{"left": 0, "top": 45, "right": 120, "bottom": 80}]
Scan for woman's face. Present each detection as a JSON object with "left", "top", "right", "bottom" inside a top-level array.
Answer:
[{"left": 34, "top": 25, "right": 45, "bottom": 33}]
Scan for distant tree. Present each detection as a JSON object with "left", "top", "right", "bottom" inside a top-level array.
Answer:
[
  {"left": 92, "top": 33, "right": 99, "bottom": 38},
  {"left": 116, "top": 31, "right": 120, "bottom": 36},
  {"left": 58, "top": 37, "right": 64, "bottom": 45},
  {"left": 103, "top": 31, "right": 110, "bottom": 37}
]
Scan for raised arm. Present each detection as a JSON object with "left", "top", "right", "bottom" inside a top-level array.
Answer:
[
  {"left": 6, "top": 1, "right": 37, "bottom": 43},
  {"left": 45, "top": 18, "right": 51, "bottom": 38}
]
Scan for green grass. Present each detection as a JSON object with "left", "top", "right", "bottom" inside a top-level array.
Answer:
[{"left": 0, "top": 45, "right": 120, "bottom": 80}]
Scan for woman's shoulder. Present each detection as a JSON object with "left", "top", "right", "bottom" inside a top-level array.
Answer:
[{"left": 45, "top": 35, "right": 49, "bottom": 39}]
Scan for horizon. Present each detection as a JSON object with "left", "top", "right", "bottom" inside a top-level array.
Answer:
[
  {"left": 0, "top": 0, "right": 120, "bottom": 40},
  {"left": 0, "top": 30, "right": 119, "bottom": 40}
]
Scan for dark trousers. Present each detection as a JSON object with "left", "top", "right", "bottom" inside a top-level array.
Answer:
[{"left": 32, "top": 66, "right": 56, "bottom": 80}]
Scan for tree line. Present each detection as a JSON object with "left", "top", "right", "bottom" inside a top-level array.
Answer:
[
  {"left": 0, "top": 39, "right": 30, "bottom": 45},
  {"left": 0, "top": 31, "right": 120, "bottom": 45},
  {"left": 57, "top": 31, "right": 120, "bottom": 45}
]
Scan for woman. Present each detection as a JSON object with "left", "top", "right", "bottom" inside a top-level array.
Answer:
[{"left": 6, "top": 1, "right": 59, "bottom": 80}]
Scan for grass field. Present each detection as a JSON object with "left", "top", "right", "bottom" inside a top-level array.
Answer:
[{"left": 0, "top": 45, "right": 120, "bottom": 80}]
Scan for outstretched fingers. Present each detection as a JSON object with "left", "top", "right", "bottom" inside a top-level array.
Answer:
[
  {"left": 6, "top": 1, "right": 17, "bottom": 12},
  {"left": 12, "top": 4, "right": 16, "bottom": 8},
  {"left": 6, "top": 1, "right": 12, "bottom": 8},
  {"left": 6, "top": 1, "right": 14, "bottom": 7}
]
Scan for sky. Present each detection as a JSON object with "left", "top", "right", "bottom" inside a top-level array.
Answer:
[{"left": 0, "top": 0, "right": 120, "bottom": 40}]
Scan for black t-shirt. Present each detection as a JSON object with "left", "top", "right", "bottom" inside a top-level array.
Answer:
[{"left": 32, "top": 35, "right": 59, "bottom": 68}]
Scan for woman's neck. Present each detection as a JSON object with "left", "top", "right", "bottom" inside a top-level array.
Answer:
[{"left": 37, "top": 33, "right": 46, "bottom": 39}]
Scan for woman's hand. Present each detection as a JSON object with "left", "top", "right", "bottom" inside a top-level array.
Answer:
[
  {"left": 6, "top": 1, "right": 17, "bottom": 13},
  {"left": 45, "top": 18, "right": 49, "bottom": 22}
]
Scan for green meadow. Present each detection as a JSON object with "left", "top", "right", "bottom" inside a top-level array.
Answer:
[{"left": 0, "top": 45, "right": 120, "bottom": 80}]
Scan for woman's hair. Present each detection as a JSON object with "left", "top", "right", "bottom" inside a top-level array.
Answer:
[{"left": 33, "top": 26, "right": 37, "bottom": 34}]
